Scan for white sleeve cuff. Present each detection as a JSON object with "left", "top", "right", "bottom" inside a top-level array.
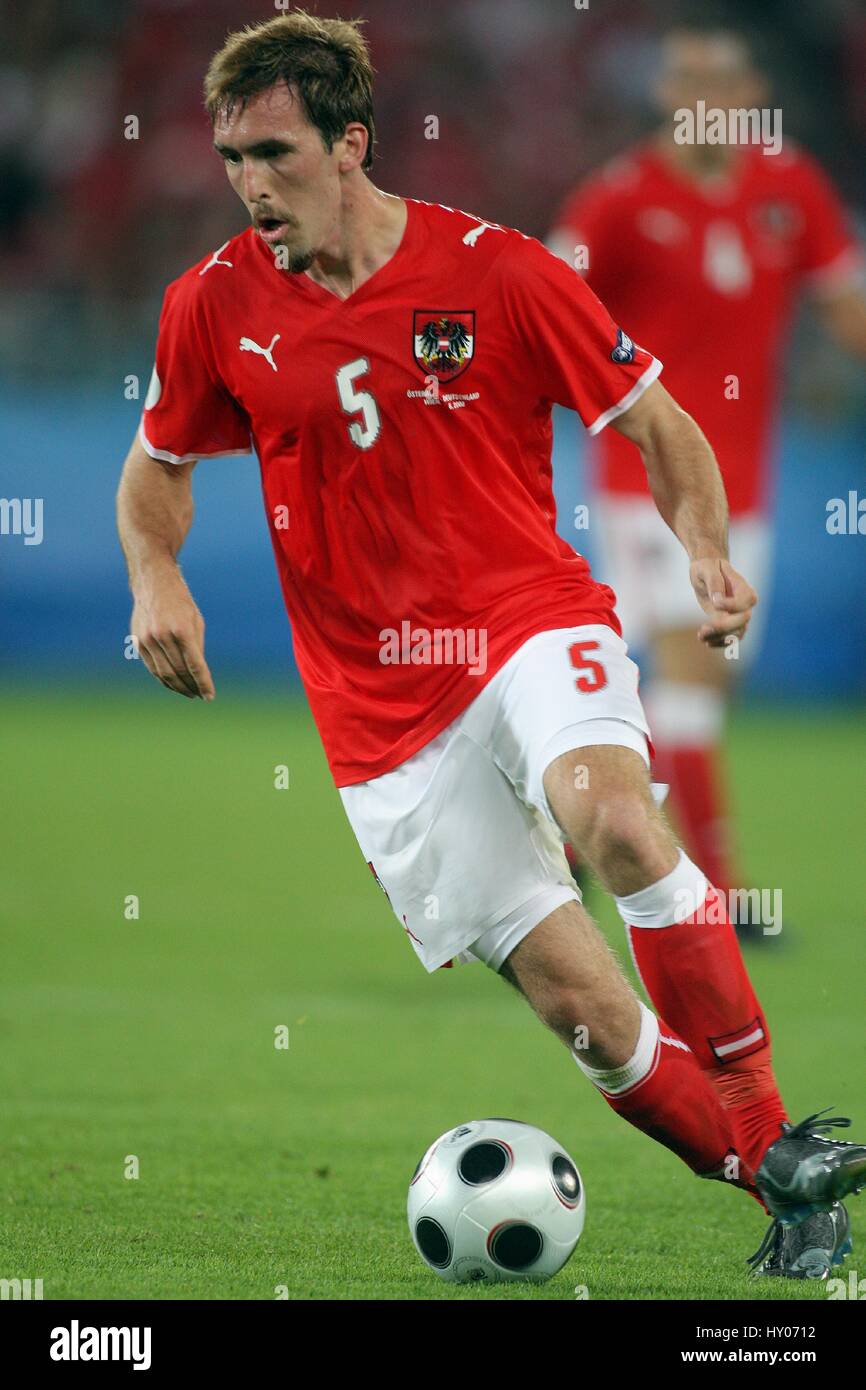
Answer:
[
  {"left": 585, "top": 356, "right": 663, "bottom": 436},
  {"left": 139, "top": 420, "right": 253, "bottom": 465}
]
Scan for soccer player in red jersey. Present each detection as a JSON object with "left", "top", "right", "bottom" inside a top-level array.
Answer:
[
  {"left": 117, "top": 14, "right": 866, "bottom": 1279},
  {"left": 548, "top": 22, "right": 866, "bottom": 922}
]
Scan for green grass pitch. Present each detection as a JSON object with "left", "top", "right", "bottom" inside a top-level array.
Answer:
[{"left": 2, "top": 686, "right": 863, "bottom": 1300}]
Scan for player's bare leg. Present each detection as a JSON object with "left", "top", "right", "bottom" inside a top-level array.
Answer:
[
  {"left": 644, "top": 623, "right": 741, "bottom": 910},
  {"left": 499, "top": 900, "right": 639, "bottom": 1067},
  {"left": 499, "top": 898, "right": 743, "bottom": 1182},
  {"left": 543, "top": 741, "right": 786, "bottom": 1185}
]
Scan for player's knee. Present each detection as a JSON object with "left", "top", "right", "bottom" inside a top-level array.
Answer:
[{"left": 581, "top": 793, "right": 657, "bottom": 874}]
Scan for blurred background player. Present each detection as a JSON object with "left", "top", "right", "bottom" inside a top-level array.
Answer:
[{"left": 548, "top": 17, "right": 866, "bottom": 932}]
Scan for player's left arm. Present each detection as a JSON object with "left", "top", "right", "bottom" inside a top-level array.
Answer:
[
  {"left": 815, "top": 283, "right": 866, "bottom": 356},
  {"left": 497, "top": 233, "right": 753, "bottom": 641},
  {"left": 794, "top": 150, "right": 866, "bottom": 355},
  {"left": 611, "top": 380, "right": 757, "bottom": 646}
]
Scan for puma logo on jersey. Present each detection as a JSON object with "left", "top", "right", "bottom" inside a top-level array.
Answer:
[
  {"left": 463, "top": 221, "right": 504, "bottom": 247},
  {"left": 199, "top": 241, "right": 233, "bottom": 275},
  {"left": 240, "top": 333, "right": 280, "bottom": 372}
]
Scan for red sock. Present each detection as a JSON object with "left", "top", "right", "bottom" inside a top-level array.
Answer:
[
  {"left": 623, "top": 874, "right": 788, "bottom": 1179},
  {"left": 712, "top": 1058, "right": 788, "bottom": 1184},
  {"left": 653, "top": 743, "right": 735, "bottom": 892},
  {"left": 599, "top": 1023, "right": 742, "bottom": 1181}
]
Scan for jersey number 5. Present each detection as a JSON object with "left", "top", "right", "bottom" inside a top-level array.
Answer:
[
  {"left": 568, "top": 640, "right": 608, "bottom": 693},
  {"left": 336, "top": 357, "right": 381, "bottom": 449}
]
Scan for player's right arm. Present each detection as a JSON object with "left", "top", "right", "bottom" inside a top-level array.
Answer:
[
  {"left": 117, "top": 433, "right": 215, "bottom": 700},
  {"left": 119, "top": 261, "right": 252, "bottom": 699}
]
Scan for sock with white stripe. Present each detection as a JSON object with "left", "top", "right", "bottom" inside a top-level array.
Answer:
[
  {"left": 615, "top": 851, "right": 787, "bottom": 1183},
  {"left": 575, "top": 1002, "right": 741, "bottom": 1178}
]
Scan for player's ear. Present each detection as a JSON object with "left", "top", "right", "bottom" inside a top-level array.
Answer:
[{"left": 336, "top": 122, "right": 368, "bottom": 174}]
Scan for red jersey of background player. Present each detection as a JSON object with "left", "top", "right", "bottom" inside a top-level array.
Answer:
[
  {"left": 552, "top": 140, "right": 861, "bottom": 514},
  {"left": 141, "top": 198, "right": 662, "bottom": 785}
]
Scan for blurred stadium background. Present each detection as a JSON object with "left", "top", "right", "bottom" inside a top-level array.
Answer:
[
  {"left": 2, "top": 0, "right": 865, "bottom": 690},
  {"left": 2, "top": 0, "right": 865, "bottom": 1300}
]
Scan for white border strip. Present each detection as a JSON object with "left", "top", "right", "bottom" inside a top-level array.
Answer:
[
  {"left": 586, "top": 356, "right": 663, "bottom": 436},
  {"left": 713, "top": 1026, "right": 765, "bottom": 1058},
  {"left": 139, "top": 420, "right": 253, "bottom": 465}
]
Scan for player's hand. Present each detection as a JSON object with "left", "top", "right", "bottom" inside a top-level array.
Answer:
[
  {"left": 130, "top": 572, "right": 215, "bottom": 700},
  {"left": 689, "top": 557, "right": 758, "bottom": 648}
]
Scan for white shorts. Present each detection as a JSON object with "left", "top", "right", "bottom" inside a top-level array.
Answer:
[
  {"left": 593, "top": 495, "right": 771, "bottom": 657},
  {"left": 339, "top": 625, "right": 652, "bottom": 974}
]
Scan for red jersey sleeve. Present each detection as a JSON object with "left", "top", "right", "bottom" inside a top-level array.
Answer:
[
  {"left": 792, "top": 150, "right": 863, "bottom": 294},
  {"left": 139, "top": 273, "right": 252, "bottom": 463},
  {"left": 499, "top": 232, "right": 662, "bottom": 435}
]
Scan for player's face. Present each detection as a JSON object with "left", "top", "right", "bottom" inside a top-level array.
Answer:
[
  {"left": 213, "top": 82, "right": 345, "bottom": 273},
  {"left": 655, "top": 35, "right": 767, "bottom": 122}
]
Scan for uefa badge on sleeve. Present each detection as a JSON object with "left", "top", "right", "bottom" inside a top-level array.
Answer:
[{"left": 610, "top": 327, "right": 636, "bottom": 364}]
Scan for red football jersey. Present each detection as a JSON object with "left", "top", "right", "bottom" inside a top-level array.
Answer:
[
  {"left": 551, "top": 141, "right": 861, "bottom": 514},
  {"left": 140, "top": 198, "right": 661, "bottom": 785}
]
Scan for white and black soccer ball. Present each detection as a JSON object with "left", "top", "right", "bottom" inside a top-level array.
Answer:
[{"left": 407, "top": 1118, "right": 585, "bottom": 1283}]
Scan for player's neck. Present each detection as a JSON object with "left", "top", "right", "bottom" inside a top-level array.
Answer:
[
  {"left": 655, "top": 131, "right": 742, "bottom": 185},
  {"left": 306, "top": 180, "right": 407, "bottom": 300}
]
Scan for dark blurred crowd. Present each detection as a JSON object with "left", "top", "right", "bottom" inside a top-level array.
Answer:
[{"left": 1, "top": 0, "right": 865, "bottom": 380}]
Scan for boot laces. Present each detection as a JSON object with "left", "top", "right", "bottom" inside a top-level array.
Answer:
[
  {"left": 747, "top": 1217, "right": 784, "bottom": 1271},
  {"left": 783, "top": 1107, "right": 852, "bottom": 1143}
]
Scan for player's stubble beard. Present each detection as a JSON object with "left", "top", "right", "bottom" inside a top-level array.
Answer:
[
  {"left": 268, "top": 230, "right": 315, "bottom": 275},
  {"left": 259, "top": 220, "right": 315, "bottom": 274},
  {"left": 283, "top": 247, "right": 316, "bottom": 274}
]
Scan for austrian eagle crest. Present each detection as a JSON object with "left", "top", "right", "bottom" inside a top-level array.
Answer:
[{"left": 413, "top": 310, "right": 475, "bottom": 382}]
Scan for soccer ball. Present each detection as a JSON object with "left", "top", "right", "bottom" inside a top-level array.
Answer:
[{"left": 407, "top": 1118, "right": 585, "bottom": 1283}]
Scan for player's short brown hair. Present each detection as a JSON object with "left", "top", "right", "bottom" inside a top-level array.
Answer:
[{"left": 203, "top": 11, "right": 376, "bottom": 170}]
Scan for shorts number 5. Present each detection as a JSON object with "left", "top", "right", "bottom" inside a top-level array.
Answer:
[{"left": 568, "top": 640, "right": 609, "bottom": 694}]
